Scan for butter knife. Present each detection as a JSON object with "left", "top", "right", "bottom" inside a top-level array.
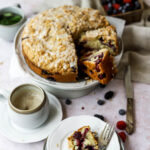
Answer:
[{"left": 124, "top": 64, "right": 135, "bottom": 134}]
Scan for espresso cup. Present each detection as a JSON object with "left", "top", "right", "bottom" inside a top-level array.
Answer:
[{"left": 0, "top": 84, "right": 50, "bottom": 129}]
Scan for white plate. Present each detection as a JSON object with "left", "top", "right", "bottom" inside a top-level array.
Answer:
[
  {"left": 0, "top": 92, "right": 62, "bottom": 143},
  {"left": 46, "top": 115, "right": 120, "bottom": 150}
]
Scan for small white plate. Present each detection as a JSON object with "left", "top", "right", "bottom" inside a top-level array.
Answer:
[
  {"left": 0, "top": 92, "right": 63, "bottom": 143},
  {"left": 46, "top": 115, "right": 121, "bottom": 150}
]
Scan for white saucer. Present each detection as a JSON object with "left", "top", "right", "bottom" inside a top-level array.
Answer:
[
  {"left": 0, "top": 92, "right": 63, "bottom": 143},
  {"left": 46, "top": 115, "right": 121, "bottom": 150}
]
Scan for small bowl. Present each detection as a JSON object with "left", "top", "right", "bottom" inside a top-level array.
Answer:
[{"left": 0, "top": 6, "right": 25, "bottom": 41}]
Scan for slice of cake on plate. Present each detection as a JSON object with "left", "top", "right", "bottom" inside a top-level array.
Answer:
[{"left": 68, "top": 126, "right": 98, "bottom": 150}]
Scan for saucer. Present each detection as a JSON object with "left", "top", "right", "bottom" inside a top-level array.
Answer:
[
  {"left": 46, "top": 115, "right": 121, "bottom": 150},
  {"left": 0, "top": 92, "right": 63, "bottom": 143}
]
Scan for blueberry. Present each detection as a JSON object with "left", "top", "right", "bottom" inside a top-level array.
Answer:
[
  {"left": 42, "top": 70, "right": 50, "bottom": 75},
  {"left": 94, "top": 114, "right": 105, "bottom": 121},
  {"left": 71, "top": 66, "right": 76, "bottom": 72},
  {"left": 104, "top": 91, "right": 114, "bottom": 100},
  {"left": 65, "top": 99, "right": 72, "bottom": 105},
  {"left": 118, "top": 6, "right": 123, "bottom": 12},
  {"left": 121, "top": 8, "right": 126, "bottom": 13},
  {"left": 113, "top": 9, "right": 118, "bottom": 15},
  {"left": 119, "top": 109, "right": 126, "bottom": 115},
  {"left": 97, "top": 100, "right": 105, "bottom": 105},
  {"left": 108, "top": 2, "right": 113, "bottom": 8},
  {"left": 99, "top": 83, "right": 106, "bottom": 88},
  {"left": 125, "top": 3, "right": 130, "bottom": 7},
  {"left": 134, "top": 1, "right": 141, "bottom": 9},
  {"left": 16, "top": 4, "right": 21, "bottom": 8},
  {"left": 99, "top": 37, "right": 104, "bottom": 42},
  {"left": 124, "top": 3, "right": 132, "bottom": 11},
  {"left": 47, "top": 77, "right": 56, "bottom": 81},
  {"left": 98, "top": 73, "right": 106, "bottom": 79}
]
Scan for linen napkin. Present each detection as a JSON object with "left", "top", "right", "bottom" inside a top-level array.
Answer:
[{"left": 116, "top": 9, "right": 150, "bottom": 84}]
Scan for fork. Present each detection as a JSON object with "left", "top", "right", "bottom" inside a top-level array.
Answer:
[{"left": 99, "top": 124, "right": 114, "bottom": 150}]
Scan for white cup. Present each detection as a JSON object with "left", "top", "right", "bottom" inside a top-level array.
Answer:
[{"left": 0, "top": 84, "right": 50, "bottom": 129}]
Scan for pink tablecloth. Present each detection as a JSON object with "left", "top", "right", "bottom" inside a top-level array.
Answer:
[{"left": 0, "top": 1, "right": 150, "bottom": 150}]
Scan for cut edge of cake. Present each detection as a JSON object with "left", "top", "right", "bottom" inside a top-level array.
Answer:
[
  {"left": 79, "top": 48, "right": 117, "bottom": 85},
  {"left": 79, "top": 25, "right": 118, "bottom": 56},
  {"left": 68, "top": 126, "right": 98, "bottom": 150}
]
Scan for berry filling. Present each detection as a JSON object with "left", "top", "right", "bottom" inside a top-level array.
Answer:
[
  {"left": 85, "top": 145, "right": 95, "bottom": 150},
  {"left": 72, "top": 128, "right": 96, "bottom": 150},
  {"left": 98, "top": 73, "right": 106, "bottom": 79}
]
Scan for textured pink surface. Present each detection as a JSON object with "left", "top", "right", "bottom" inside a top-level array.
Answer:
[{"left": 0, "top": 1, "right": 150, "bottom": 150}]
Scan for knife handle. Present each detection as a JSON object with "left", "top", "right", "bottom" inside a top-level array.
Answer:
[{"left": 126, "top": 98, "right": 134, "bottom": 134}]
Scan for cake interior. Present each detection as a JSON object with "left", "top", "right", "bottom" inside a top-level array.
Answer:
[{"left": 68, "top": 126, "right": 98, "bottom": 150}]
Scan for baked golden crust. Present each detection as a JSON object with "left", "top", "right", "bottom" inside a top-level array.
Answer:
[
  {"left": 68, "top": 126, "right": 98, "bottom": 150},
  {"left": 23, "top": 50, "right": 77, "bottom": 82},
  {"left": 22, "top": 5, "right": 117, "bottom": 83}
]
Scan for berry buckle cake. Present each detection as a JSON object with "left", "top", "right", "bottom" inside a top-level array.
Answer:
[
  {"left": 22, "top": 5, "right": 118, "bottom": 84},
  {"left": 68, "top": 126, "right": 98, "bottom": 150}
]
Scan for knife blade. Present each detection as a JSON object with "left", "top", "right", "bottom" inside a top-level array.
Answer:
[{"left": 124, "top": 64, "right": 135, "bottom": 134}]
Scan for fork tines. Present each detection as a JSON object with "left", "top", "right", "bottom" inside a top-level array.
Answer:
[{"left": 99, "top": 123, "right": 115, "bottom": 149}]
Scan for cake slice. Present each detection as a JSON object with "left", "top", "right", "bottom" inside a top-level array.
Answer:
[
  {"left": 79, "top": 25, "right": 118, "bottom": 56},
  {"left": 68, "top": 126, "right": 98, "bottom": 150},
  {"left": 79, "top": 48, "right": 117, "bottom": 85}
]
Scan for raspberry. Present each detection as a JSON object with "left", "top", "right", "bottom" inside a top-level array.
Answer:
[
  {"left": 113, "top": 4, "right": 120, "bottom": 10},
  {"left": 118, "top": 132, "right": 126, "bottom": 142},
  {"left": 116, "top": 121, "right": 126, "bottom": 130},
  {"left": 123, "top": 0, "right": 131, "bottom": 3}
]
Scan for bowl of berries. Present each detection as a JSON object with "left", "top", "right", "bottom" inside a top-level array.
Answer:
[{"left": 101, "top": 0, "right": 144, "bottom": 24}]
